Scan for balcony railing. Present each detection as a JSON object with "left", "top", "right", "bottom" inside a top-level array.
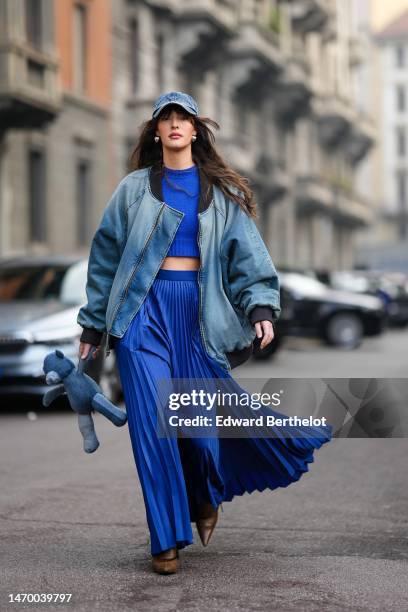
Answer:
[
  {"left": 295, "top": 175, "right": 333, "bottom": 213},
  {"left": 333, "top": 188, "right": 374, "bottom": 227},
  {"left": 279, "top": 0, "right": 336, "bottom": 40},
  {"left": 295, "top": 174, "right": 374, "bottom": 227},
  {"left": 343, "top": 111, "right": 376, "bottom": 165},
  {"left": 312, "top": 94, "right": 355, "bottom": 147},
  {"left": 0, "top": 42, "right": 60, "bottom": 129},
  {"left": 254, "top": 153, "right": 289, "bottom": 201},
  {"left": 273, "top": 54, "right": 312, "bottom": 123},
  {"left": 229, "top": 19, "right": 282, "bottom": 70},
  {"left": 174, "top": 0, "right": 238, "bottom": 33}
]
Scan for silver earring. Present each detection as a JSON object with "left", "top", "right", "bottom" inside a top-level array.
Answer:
[
  {"left": 192, "top": 135, "right": 197, "bottom": 142},
  {"left": 154, "top": 136, "right": 160, "bottom": 143}
]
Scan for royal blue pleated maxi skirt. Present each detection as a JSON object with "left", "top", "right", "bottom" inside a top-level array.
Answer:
[{"left": 114, "top": 268, "right": 332, "bottom": 555}]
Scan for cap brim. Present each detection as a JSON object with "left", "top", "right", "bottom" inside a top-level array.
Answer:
[{"left": 153, "top": 102, "right": 197, "bottom": 118}]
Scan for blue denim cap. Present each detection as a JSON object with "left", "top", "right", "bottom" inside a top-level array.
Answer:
[{"left": 152, "top": 91, "right": 199, "bottom": 119}]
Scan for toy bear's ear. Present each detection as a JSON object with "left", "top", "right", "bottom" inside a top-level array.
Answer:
[{"left": 55, "top": 349, "right": 64, "bottom": 358}]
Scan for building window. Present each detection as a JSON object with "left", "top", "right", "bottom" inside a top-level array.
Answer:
[
  {"left": 396, "top": 170, "right": 407, "bottom": 239},
  {"left": 397, "top": 170, "right": 406, "bottom": 205},
  {"left": 396, "top": 85, "right": 406, "bottom": 112},
  {"left": 28, "top": 149, "right": 46, "bottom": 243},
  {"left": 76, "top": 159, "right": 92, "bottom": 246},
  {"left": 396, "top": 127, "right": 406, "bottom": 157},
  {"left": 396, "top": 45, "right": 405, "bottom": 68},
  {"left": 73, "top": 3, "right": 87, "bottom": 93},
  {"left": 156, "top": 32, "right": 164, "bottom": 91},
  {"left": 25, "top": 0, "right": 42, "bottom": 49},
  {"left": 129, "top": 18, "right": 139, "bottom": 93}
]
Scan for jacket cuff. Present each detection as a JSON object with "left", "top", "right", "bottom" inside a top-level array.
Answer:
[
  {"left": 79, "top": 327, "right": 104, "bottom": 346},
  {"left": 249, "top": 306, "right": 276, "bottom": 326}
]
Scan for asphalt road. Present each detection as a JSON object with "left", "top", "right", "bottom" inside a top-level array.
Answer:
[
  {"left": 242, "top": 326, "right": 408, "bottom": 378},
  {"left": 1, "top": 329, "right": 408, "bottom": 611}
]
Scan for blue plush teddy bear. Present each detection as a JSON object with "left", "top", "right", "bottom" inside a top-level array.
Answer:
[{"left": 42, "top": 348, "right": 127, "bottom": 453}]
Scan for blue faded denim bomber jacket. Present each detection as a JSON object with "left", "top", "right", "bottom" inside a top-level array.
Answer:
[{"left": 77, "top": 162, "right": 281, "bottom": 372}]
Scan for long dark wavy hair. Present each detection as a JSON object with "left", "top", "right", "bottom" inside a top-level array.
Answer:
[{"left": 128, "top": 103, "right": 257, "bottom": 218}]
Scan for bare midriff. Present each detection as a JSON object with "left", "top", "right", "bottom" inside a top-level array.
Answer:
[{"left": 160, "top": 256, "right": 200, "bottom": 270}]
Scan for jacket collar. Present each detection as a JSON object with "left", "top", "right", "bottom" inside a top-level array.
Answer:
[{"left": 149, "top": 161, "right": 213, "bottom": 214}]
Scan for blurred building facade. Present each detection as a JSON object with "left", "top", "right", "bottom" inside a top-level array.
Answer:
[
  {"left": 375, "top": 9, "right": 408, "bottom": 241},
  {"left": 355, "top": 3, "right": 408, "bottom": 271},
  {"left": 0, "top": 0, "right": 377, "bottom": 273},
  {"left": 111, "top": 0, "right": 376, "bottom": 270},
  {"left": 0, "top": 0, "right": 112, "bottom": 256}
]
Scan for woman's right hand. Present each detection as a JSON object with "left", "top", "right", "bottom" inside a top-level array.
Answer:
[{"left": 79, "top": 342, "right": 101, "bottom": 360}]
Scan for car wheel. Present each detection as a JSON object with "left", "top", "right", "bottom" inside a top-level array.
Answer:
[
  {"left": 99, "top": 353, "right": 123, "bottom": 404},
  {"left": 324, "top": 312, "right": 363, "bottom": 349}
]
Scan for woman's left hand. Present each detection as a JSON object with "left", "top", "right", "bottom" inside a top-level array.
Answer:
[{"left": 254, "top": 320, "right": 275, "bottom": 350}]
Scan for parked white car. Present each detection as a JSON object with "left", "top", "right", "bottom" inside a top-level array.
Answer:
[{"left": 0, "top": 255, "right": 122, "bottom": 404}]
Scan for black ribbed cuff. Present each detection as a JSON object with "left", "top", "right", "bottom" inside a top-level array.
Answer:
[
  {"left": 249, "top": 306, "right": 276, "bottom": 326},
  {"left": 79, "top": 327, "right": 104, "bottom": 346}
]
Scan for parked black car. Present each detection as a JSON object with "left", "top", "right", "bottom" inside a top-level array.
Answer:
[
  {"left": 327, "top": 270, "right": 408, "bottom": 328},
  {"left": 0, "top": 255, "right": 122, "bottom": 404},
  {"left": 270, "top": 272, "right": 385, "bottom": 350}
]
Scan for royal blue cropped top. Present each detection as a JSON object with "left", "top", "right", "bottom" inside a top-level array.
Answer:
[{"left": 162, "top": 164, "right": 200, "bottom": 257}]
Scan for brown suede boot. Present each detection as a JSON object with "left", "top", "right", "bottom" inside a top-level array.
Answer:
[
  {"left": 151, "top": 547, "right": 179, "bottom": 575},
  {"left": 196, "top": 502, "right": 219, "bottom": 547}
]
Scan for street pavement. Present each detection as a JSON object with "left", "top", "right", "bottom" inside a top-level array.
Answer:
[
  {"left": 240, "top": 326, "right": 408, "bottom": 378},
  {"left": 1, "top": 328, "right": 408, "bottom": 611}
]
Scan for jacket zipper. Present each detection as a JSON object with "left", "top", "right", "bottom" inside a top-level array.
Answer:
[
  {"left": 105, "top": 202, "right": 231, "bottom": 371},
  {"left": 197, "top": 218, "right": 211, "bottom": 357},
  {"left": 105, "top": 203, "right": 165, "bottom": 357}
]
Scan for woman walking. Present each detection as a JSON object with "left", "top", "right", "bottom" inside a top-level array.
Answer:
[{"left": 77, "top": 91, "right": 332, "bottom": 575}]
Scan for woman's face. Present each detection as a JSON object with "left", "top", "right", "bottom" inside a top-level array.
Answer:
[{"left": 155, "top": 105, "right": 197, "bottom": 152}]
